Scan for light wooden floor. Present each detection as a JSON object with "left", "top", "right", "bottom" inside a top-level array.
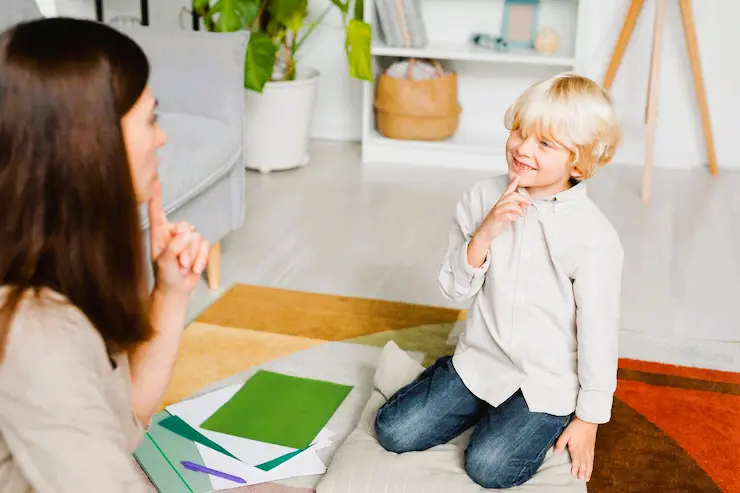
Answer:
[{"left": 187, "top": 140, "right": 740, "bottom": 372}]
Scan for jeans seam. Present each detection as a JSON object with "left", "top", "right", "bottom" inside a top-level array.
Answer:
[
  {"left": 509, "top": 415, "right": 573, "bottom": 487},
  {"left": 378, "top": 357, "right": 451, "bottom": 418}
]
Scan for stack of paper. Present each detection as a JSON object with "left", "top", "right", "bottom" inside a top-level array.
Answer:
[{"left": 136, "top": 371, "right": 352, "bottom": 492}]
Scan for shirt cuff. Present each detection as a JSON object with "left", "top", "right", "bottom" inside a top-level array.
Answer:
[
  {"left": 575, "top": 389, "right": 614, "bottom": 424},
  {"left": 454, "top": 239, "right": 490, "bottom": 288}
]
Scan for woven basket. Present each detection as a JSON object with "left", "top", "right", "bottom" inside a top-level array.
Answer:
[{"left": 375, "top": 59, "right": 461, "bottom": 141}]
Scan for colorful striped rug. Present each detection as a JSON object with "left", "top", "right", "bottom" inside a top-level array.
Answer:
[{"left": 149, "top": 284, "right": 739, "bottom": 493}]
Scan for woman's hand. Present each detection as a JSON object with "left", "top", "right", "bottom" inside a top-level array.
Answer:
[{"left": 147, "top": 179, "right": 209, "bottom": 296}]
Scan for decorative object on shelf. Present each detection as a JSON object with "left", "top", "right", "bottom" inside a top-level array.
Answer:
[
  {"left": 108, "top": 15, "right": 142, "bottom": 27},
  {"left": 500, "top": 0, "right": 540, "bottom": 49},
  {"left": 603, "top": 0, "right": 718, "bottom": 202},
  {"left": 192, "top": 0, "right": 372, "bottom": 173},
  {"left": 375, "top": 0, "right": 428, "bottom": 48},
  {"left": 95, "top": 0, "right": 148, "bottom": 25},
  {"left": 470, "top": 33, "right": 509, "bottom": 52},
  {"left": 375, "top": 58, "right": 461, "bottom": 141},
  {"left": 534, "top": 27, "right": 560, "bottom": 54}
]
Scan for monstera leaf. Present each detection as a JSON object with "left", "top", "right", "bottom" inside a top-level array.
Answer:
[
  {"left": 244, "top": 31, "right": 278, "bottom": 92},
  {"left": 346, "top": 19, "right": 371, "bottom": 81}
]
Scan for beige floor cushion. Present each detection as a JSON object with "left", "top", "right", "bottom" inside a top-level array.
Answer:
[{"left": 317, "top": 341, "right": 587, "bottom": 493}]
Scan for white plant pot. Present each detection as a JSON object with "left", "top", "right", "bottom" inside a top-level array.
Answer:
[{"left": 243, "top": 69, "right": 319, "bottom": 173}]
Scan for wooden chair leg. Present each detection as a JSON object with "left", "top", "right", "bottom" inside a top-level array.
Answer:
[
  {"left": 642, "top": 0, "right": 667, "bottom": 203},
  {"left": 678, "top": 0, "right": 719, "bottom": 175},
  {"left": 603, "top": 0, "right": 645, "bottom": 89},
  {"left": 207, "top": 242, "right": 221, "bottom": 291}
]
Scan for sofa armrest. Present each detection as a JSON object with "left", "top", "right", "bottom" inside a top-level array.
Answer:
[{"left": 118, "top": 26, "right": 247, "bottom": 133}]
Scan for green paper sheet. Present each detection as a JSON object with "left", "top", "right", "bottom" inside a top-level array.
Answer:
[
  {"left": 255, "top": 447, "right": 307, "bottom": 471},
  {"left": 159, "top": 415, "right": 239, "bottom": 461},
  {"left": 200, "top": 370, "right": 353, "bottom": 449}
]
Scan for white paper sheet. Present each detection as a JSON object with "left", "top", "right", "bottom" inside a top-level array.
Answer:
[
  {"left": 165, "top": 383, "right": 334, "bottom": 467},
  {"left": 195, "top": 442, "right": 327, "bottom": 490}
]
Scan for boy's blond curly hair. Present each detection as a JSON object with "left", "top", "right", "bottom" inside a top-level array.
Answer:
[{"left": 504, "top": 73, "right": 621, "bottom": 179}]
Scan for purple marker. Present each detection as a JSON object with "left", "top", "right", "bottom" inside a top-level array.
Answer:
[{"left": 180, "top": 461, "right": 247, "bottom": 484}]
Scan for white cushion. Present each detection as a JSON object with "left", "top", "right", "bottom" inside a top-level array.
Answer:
[{"left": 317, "top": 341, "right": 587, "bottom": 493}]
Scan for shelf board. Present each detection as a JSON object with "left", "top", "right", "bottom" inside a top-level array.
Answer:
[
  {"left": 371, "top": 41, "right": 576, "bottom": 67},
  {"left": 363, "top": 130, "right": 508, "bottom": 171}
]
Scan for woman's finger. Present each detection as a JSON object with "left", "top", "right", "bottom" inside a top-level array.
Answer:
[
  {"left": 161, "top": 231, "right": 191, "bottom": 263},
  {"left": 192, "top": 240, "right": 210, "bottom": 275},
  {"left": 180, "top": 233, "right": 201, "bottom": 270}
]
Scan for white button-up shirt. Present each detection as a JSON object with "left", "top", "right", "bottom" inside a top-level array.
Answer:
[{"left": 439, "top": 175, "right": 624, "bottom": 424}]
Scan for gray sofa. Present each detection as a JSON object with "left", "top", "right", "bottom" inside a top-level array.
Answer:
[{"left": 2, "top": 0, "right": 247, "bottom": 291}]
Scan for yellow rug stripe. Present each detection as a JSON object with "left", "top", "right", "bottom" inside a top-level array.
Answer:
[
  {"left": 162, "top": 322, "right": 326, "bottom": 408},
  {"left": 196, "top": 284, "right": 464, "bottom": 340}
]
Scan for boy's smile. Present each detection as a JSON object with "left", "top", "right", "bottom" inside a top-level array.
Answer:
[{"left": 505, "top": 129, "right": 578, "bottom": 199}]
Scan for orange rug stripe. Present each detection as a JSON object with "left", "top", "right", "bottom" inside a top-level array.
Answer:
[
  {"left": 196, "top": 284, "right": 465, "bottom": 340},
  {"left": 618, "top": 357, "right": 740, "bottom": 384},
  {"left": 616, "top": 380, "right": 740, "bottom": 493}
]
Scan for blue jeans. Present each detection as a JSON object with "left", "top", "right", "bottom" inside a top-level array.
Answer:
[{"left": 375, "top": 356, "right": 573, "bottom": 489}]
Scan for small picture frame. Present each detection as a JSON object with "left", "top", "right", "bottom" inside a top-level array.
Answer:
[{"left": 501, "top": 0, "right": 540, "bottom": 49}]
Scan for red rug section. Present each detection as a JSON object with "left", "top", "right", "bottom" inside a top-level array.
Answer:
[
  {"left": 616, "top": 380, "right": 740, "bottom": 493},
  {"left": 619, "top": 358, "right": 740, "bottom": 384}
]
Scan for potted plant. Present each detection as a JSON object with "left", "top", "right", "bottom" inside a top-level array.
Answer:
[{"left": 193, "top": 0, "right": 372, "bottom": 173}]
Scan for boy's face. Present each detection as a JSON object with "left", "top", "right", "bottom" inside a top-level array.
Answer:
[{"left": 505, "top": 129, "right": 580, "bottom": 191}]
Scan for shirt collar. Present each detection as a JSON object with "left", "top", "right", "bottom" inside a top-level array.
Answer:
[{"left": 520, "top": 180, "right": 587, "bottom": 213}]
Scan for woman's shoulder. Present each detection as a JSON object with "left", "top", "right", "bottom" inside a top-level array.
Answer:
[{"left": 0, "top": 287, "right": 109, "bottom": 372}]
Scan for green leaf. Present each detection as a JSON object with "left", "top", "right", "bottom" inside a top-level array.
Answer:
[
  {"left": 208, "top": 0, "right": 258, "bottom": 31},
  {"left": 244, "top": 31, "right": 278, "bottom": 93},
  {"left": 212, "top": 0, "right": 243, "bottom": 31},
  {"left": 193, "top": 0, "right": 210, "bottom": 11},
  {"left": 346, "top": 19, "right": 371, "bottom": 81},
  {"left": 235, "top": 0, "right": 260, "bottom": 26},
  {"left": 269, "top": 0, "right": 308, "bottom": 31},
  {"left": 330, "top": 0, "right": 348, "bottom": 15},
  {"left": 353, "top": 0, "right": 363, "bottom": 21}
]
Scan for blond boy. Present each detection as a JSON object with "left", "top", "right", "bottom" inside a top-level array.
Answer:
[{"left": 375, "top": 74, "right": 624, "bottom": 489}]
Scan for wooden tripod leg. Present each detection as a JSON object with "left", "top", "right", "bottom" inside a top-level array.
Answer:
[
  {"left": 207, "top": 242, "right": 221, "bottom": 291},
  {"left": 643, "top": 0, "right": 667, "bottom": 203},
  {"left": 678, "top": 0, "right": 719, "bottom": 175},
  {"left": 603, "top": 0, "right": 645, "bottom": 89}
]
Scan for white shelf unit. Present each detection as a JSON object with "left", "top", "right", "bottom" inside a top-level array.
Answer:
[{"left": 361, "top": 0, "right": 588, "bottom": 171}]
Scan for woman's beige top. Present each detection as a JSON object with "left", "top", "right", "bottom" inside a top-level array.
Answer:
[{"left": 0, "top": 288, "right": 146, "bottom": 492}]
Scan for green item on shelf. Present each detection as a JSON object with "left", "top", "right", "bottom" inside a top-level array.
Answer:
[
  {"left": 159, "top": 415, "right": 239, "bottom": 461},
  {"left": 200, "top": 370, "right": 353, "bottom": 450}
]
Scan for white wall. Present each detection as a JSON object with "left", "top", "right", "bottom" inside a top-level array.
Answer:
[
  {"left": 48, "top": 0, "right": 738, "bottom": 169},
  {"left": 578, "top": 0, "right": 737, "bottom": 169}
]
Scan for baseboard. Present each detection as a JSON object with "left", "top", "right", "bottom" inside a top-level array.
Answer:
[{"left": 310, "top": 117, "right": 360, "bottom": 142}]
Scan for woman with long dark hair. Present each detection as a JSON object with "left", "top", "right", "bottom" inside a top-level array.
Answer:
[{"left": 0, "top": 18, "right": 210, "bottom": 491}]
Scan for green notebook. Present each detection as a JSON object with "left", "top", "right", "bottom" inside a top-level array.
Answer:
[
  {"left": 134, "top": 412, "right": 213, "bottom": 493},
  {"left": 200, "top": 370, "right": 353, "bottom": 449}
]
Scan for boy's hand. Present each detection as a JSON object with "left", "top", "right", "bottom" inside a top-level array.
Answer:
[
  {"left": 555, "top": 417, "right": 598, "bottom": 482},
  {"left": 478, "top": 176, "right": 531, "bottom": 240},
  {"left": 466, "top": 176, "right": 531, "bottom": 268}
]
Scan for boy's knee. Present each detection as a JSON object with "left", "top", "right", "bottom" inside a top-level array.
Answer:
[
  {"left": 465, "top": 445, "right": 537, "bottom": 489},
  {"left": 374, "top": 405, "right": 426, "bottom": 454}
]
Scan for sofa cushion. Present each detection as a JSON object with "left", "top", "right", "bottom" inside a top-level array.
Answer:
[
  {"left": 141, "top": 111, "right": 241, "bottom": 228},
  {"left": 316, "top": 341, "right": 586, "bottom": 493}
]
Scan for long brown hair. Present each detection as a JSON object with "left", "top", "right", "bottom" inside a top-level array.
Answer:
[{"left": 0, "top": 18, "right": 154, "bottom": 358}]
